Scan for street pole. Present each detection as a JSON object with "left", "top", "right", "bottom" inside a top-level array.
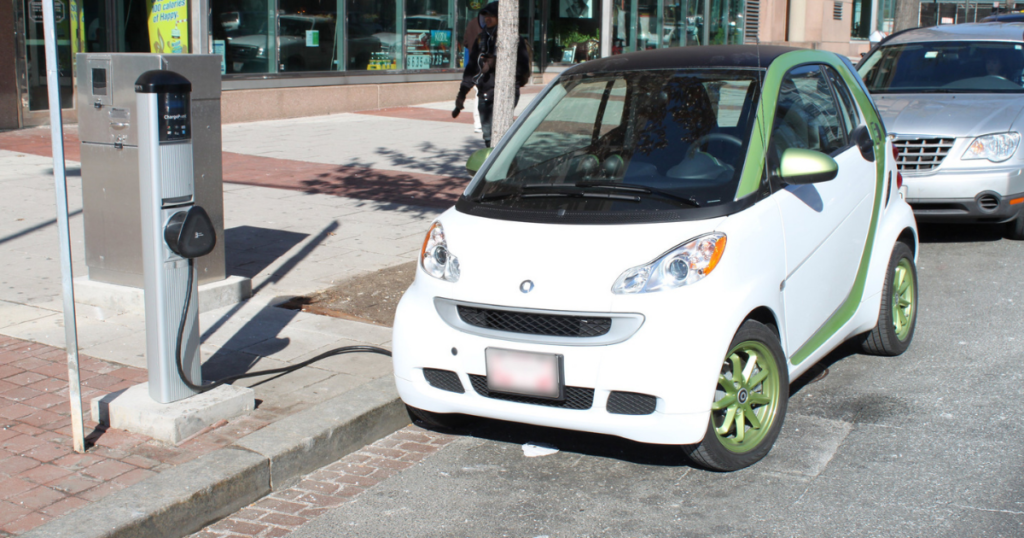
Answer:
[
  {"left": 492, "top": 0, "right": 519, "bottom": 145},
  {"left": 42, "top": 0, "right": 87, "bottom": 454}
]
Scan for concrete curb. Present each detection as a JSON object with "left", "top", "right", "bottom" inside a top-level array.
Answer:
[{"left": 23, "top": 376, "right": 408, "bottom": 538}]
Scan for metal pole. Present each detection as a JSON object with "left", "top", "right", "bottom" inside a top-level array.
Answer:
[{"left": 42, "top": 0, "right": 87, "bottom": 454}]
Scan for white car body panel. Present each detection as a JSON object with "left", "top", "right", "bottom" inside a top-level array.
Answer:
[
  {"left": 776, "top": 144, "right": 875, "bottom": 352},
  {"left": 392, "top": 51, "right": 919, "bottom": 447}
]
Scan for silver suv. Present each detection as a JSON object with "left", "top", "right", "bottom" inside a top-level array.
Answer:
[{"left": 858, "top": 23, "right": 1024, "bottom": 239}]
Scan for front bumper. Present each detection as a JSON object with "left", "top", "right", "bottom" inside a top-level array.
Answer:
[
  {"left": 908, "top": 190, "right": 1024, "bottom": 223},
  {"left": 391, "top": 284, "right": 724, "bottom": 446},
  {"left": 903, "top": 165, "right": 1024, "bottom": 223}
]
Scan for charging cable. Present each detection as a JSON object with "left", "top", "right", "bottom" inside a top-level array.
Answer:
[{"left": 175, "top": 259, "right": 393, "bottom": 393}]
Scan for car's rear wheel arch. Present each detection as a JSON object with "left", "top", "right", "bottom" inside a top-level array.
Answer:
[{"left": 897, "top": 227, "right": 916, "bottom": 257}]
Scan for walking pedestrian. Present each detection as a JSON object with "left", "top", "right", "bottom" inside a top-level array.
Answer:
[
  {"left": 452, "top": 1, "right": 531, "bottom": 147},
  {"left": 461, "top": 12, "right": 485, "bottom": 133}
]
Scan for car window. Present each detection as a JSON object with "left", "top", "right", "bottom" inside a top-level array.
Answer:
[
  {"left": 707, "top": 80, "right": 756, "bottom": 128},
  {"left": 823, "top": 66, "right": 860, "bottom": 139},
  {"left": 859, "top": 41, "right": 1024, "bottom": 93},
  {"left": 771, "top": 65, "right": 846, "bottom": 157},
  {"left": 469, "top": 69, "right": 762, "bottom": 218}
]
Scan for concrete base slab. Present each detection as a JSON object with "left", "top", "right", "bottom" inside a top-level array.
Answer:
[
  {"left": 74, "top": 275, "right": 252, "bottom": 314},
  {"left": 91, "top": 382, "right": 256, "bottom": 445}
]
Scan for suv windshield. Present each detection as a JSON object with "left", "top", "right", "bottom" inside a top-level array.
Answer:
[
  {"left": 860, "top": 41, "right": 1024, "bottom": 93},
  {"left": 464, "top": 69, "right": 761, "bottom": 222}
]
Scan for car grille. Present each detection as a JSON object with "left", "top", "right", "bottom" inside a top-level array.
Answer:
[
  {"left": 423, "top": 368, "right": 464, "bottom": 394},
  {"left": 893, "top": 137, "right": 956, "bottom": 173},
  {"left": 468, "top": 375, "right": 594, "bottom": 409},
  {"left": 606, "top": 391, "right": 657, "bottom": 415},
  {"left": 457, "top": 305, "right": 612, "bottom": 338}
]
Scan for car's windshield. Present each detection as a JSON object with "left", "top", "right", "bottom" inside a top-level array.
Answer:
[
  {"left": 859, "top": 41, "right": 1024, "bottom": 93},
  {"left": 466, "top": 69, "right": 761, "bottom": 218}
]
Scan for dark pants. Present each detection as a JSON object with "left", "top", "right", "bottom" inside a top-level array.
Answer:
[{"left": 478, "top": 88, "right": 520, "bottom": 148}]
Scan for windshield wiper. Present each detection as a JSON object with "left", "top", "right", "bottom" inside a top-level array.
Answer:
[
  {"left": 574, "top": 181, "right": 701, "bottom": 207},
  {"left": 476, "top": 187, "right": 640, "bottom": 203}
]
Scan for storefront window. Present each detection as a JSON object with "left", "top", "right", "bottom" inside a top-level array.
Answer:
[
  {"left": 851, "top": 0, "right": 872, "bottom": 39},
  {"left": 214, "top": 0, "right": 275, "bottom": 73},
  {"left": 708, "top": 0, "right": 742, "bottom": 45},
  {"left": 347, "top": 0, "right": 399, "bottom": 71},
  {"left": 550, "top": 0, "right": 599, "bottom": 64},
  {"left": 276, "top": 0, "right": 338, "bottom": 72},
  {"left": 404, "top": 0, "right": 454, "bottom": 70}
]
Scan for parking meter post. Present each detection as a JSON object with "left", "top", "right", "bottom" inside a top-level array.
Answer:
[{"left": 42, "top": 0, "right": 86, "bottom": 454}]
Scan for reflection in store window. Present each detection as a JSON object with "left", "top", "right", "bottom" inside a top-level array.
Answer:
[
  {"left": 404, "top": 1, "right": 454, "bottom": 70},
  {"left": 348, "top": 0, "right": 399, "bottom": 70}
]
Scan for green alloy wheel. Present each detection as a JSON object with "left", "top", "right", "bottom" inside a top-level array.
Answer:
[
  {"left": 861, "top": 242, "right": 917, "bottom": 356},
  {"left": 892, "top": 258, "right": 915, "bottom": 341},
  {"left": 683, "top": 320, "right": 789, "bottom": 471}
]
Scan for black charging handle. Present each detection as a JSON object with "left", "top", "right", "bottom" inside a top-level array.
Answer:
[{"left": 164, "top": 206, "right": 216, "bottom": 259}]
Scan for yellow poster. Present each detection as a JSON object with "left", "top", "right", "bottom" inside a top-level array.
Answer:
[{"left": 148, "top": 0, "right": 189, "bottom": 53}]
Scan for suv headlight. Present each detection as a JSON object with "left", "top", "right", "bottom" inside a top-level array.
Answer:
[
  {"left": 612, "top": 233, "right": 726, "bottom": 294},
  {"left": 420, "top": 222, "right": 460, "bottom": 282},
  {"left": 963, "top": 132, "right": 1020, "bottom": 163}
]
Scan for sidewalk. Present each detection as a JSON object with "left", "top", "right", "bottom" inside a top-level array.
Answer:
[{"left": 0, "top": 92, "right": 536, "bottom": 535}]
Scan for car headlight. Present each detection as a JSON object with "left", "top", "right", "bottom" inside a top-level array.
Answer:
[
  {"left": 256, "top": 47, "right": 266, "bottom": 58},
  {"left": 612, "top": 233, "right": 726, "bottom": 294},
  {"left": 963, "top": 132, "right": 1020, "bottom": 163},
  {"left": 420, "top": 222, "right": 460, "bottom": 282}
]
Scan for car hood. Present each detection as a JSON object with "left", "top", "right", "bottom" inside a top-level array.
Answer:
[
  {"left": 872, "top": 93, "right": 1024, "bottom": 137},
  {"left": 435, "top": 208, "right": 726, "bottom": 313}
]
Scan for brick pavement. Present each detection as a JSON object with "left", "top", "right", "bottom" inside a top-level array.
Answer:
[
  {"left": 191, "top": 425, "right": 457, "bottom": 538},
  {"left": 0, "top": 334, "right": 273, "bottom": 535}
]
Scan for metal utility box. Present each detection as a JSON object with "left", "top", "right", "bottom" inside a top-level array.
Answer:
[{"left": 76, "top": 53, "right": 225, "bottom": 287}]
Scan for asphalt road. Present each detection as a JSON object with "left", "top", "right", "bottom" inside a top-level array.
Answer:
[{"left": 290, "top": 223, "right": 1024, "bottom": 538}]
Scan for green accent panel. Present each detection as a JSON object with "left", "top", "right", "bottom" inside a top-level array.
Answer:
[
  {"left": 779, "top": 148, "right": 839, "bottom": 184},
  {"left": 466, "top": 147, "right": 493, "bottom": 174},
  {"left": 731, "top": 50, "right": 886, "bottom": 365},
  {"left": 786, "top": 56, "right": 887, "bottom": 366}
]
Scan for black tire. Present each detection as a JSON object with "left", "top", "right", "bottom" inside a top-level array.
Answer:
[
  {"left": 406, "top": 404, "right": 476, "bottom": 431},
  {"left": 1007, "top": 211, "right": 1024, "bottom": 240},
  {"left": 682, "top": 320, "right": 789, "bottom": 472},
  {"left": 860, "top": 241, "right": 917, "bottom": 356}
]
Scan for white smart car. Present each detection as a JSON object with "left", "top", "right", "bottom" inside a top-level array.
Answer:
[{"left": 392, "top": 46, "right": 919, "bottom": 471}]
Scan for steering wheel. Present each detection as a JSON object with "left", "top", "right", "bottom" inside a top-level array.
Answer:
[{"left": 686, "top": 133, "right": 743, "bottom": 160}]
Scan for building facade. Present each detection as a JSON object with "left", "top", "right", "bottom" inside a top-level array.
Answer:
[{"left": 0, "top": 0, "right": 1013, "bottom": 129}]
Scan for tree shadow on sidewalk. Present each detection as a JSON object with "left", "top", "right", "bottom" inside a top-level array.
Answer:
[{"left": 297, "top": 139, "right": 483, "bottom": 211}]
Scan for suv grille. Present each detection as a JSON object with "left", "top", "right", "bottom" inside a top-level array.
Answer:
[
  {"left": 894, "top": 137, "right": 955, "bottom": 173},
  {"left": 457, "top": 306, "right": 611, "bottom": 338},
  {"left": 468, "top": 375, "right": 594, "bottom": 409}
]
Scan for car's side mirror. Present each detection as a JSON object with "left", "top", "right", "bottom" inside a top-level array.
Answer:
[
  {"left": 851, "top": 124, "right": 875, "bottom": 161},
  {"left": 466, "top": 147, "right": 493, "bottom": 174},
  {"left": 779, "top": 148, "right": 839, "bottom": 185}
]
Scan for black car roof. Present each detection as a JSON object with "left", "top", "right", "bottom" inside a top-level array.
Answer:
[{"left": 561, "top": 45, "right": 804, "bottom": 76}]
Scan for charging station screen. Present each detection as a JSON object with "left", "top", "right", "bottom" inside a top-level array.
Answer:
[{"left": 159, "top": 92, "right": 191, "bottom": 142}]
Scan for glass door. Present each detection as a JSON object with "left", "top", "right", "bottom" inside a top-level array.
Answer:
[{"left": 19, "top": 0, "right": 76, "bottom": 115}]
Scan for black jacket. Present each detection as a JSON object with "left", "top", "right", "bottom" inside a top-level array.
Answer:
[{"left": 458, "top": 26, "right": 530, "bottom": 101}]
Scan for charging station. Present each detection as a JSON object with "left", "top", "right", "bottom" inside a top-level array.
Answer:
[
  {"left": 91, "top": 69, "right": 255, "bottom": 443},
  {"left": 136, "top": 70, "right": 216, "bottom": 404}
]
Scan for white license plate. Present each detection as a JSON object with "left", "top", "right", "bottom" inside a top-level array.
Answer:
[{"left": 485, "top": 348, "right": 562, "bottom": 400}]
